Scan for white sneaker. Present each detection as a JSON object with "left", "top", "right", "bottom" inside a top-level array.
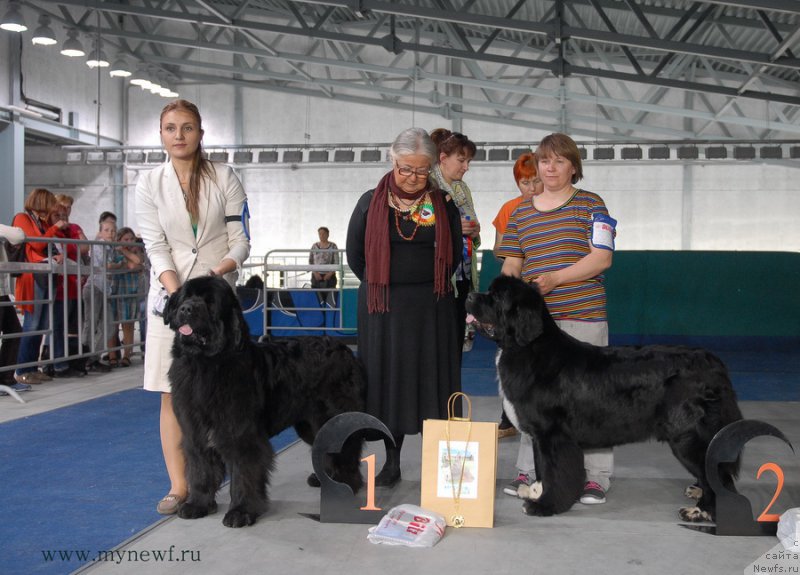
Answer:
[
  {"left": 503, "top": 473, "right": 532, "bottom": 497},
  {"left": 579, "top": 481, "right": 607, "bottom": 504}
]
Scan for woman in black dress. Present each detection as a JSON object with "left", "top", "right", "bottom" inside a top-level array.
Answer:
[{"left": 346, "top": 128, "right": 463, "bottom": 486}]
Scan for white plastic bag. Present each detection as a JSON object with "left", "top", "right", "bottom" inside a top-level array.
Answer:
[
  {"left": 777, "top": 508, "right": 800, "bottom": 552},
  {"left": 367, "top": 504, "right": 446, "bottom": 548}
]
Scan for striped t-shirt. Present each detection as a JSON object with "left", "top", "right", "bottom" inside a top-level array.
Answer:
[{"left": 497, "top": 189, "right": 611, "bottom": 321}]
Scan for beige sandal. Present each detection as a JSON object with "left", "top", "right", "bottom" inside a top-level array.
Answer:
[{"left": 156, "top": 493, "right": 185, "bottom": 515}]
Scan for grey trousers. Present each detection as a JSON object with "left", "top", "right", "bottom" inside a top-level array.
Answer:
[{"left": 511, "top": 319, "right": 614, "bottom": 491}]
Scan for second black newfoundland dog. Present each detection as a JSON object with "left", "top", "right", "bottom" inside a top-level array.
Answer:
[
  {"left": 164, "top": 276, "right": 365, "bottom": 527},
  {"left": 465, "top": 275, "right": 742, "bottom": 521}
]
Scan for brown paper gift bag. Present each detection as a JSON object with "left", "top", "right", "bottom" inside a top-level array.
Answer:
[{"left": 420, "top": 393, "right": 498, "bottom": 528}]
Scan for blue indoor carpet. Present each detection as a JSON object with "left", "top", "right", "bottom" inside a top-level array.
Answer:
[{"left": 0, "top": 389, "right": 298, "bottom": 575}]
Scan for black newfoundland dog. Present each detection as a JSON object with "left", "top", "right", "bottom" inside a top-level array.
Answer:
[
  {"left": 465, "top": 275, "right": 742, "bottom": 521},
  {"left": 164, "top": 276, "right": 365, "bottom": 527}
]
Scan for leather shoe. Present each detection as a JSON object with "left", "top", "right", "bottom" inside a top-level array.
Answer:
[
  {"left": 14, "top": 372, "right": 44, "bottom": 385},
  {"left": 156, "top": 494, "right": 186, "bottom": 515}
]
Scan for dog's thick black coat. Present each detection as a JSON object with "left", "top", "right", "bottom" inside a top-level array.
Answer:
[
  {"left": 164, "top": 276, "right": 365, "bottom": 528},
  {"left": 465, "top": 275, "right": 742, "bottom": 520}
]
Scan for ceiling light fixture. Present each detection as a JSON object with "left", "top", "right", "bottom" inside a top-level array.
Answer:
[
  {"left": 148, "top": 75, "right": 163, "bottom": 94},
  {"left": 129, "top": 63, "right": 152, "bottom": 89},
  {"left": 0, "top": 0, "right": 27, "bottom": 32},
  {"left": 60, "top": 28, "right": 85, "bottom": 57},
  {"left": 86, "top": 39, "right": 109, "bottom": 68},
  {"left": 31, "top": 14, "right": 57, "bottom": 45},
  {"left": 109, "top": 54, "right": 131, "bottom": 77}
]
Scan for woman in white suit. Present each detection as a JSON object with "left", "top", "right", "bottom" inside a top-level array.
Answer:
[{"left": 135, "top": 99, "right": 251, "bottom": 515}]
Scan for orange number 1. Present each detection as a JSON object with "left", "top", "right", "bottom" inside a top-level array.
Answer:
[
  {"left": 756, "top": 462, "right": 784, "bottom": 522},
  {"left": 360, "top": 454, "right": 381, "bottom": 511}
]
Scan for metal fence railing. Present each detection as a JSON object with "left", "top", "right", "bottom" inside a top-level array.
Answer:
[
  {"left": 255, "top": 249, "right": 358, "bottom": 339},
  {"left": 0, "top": 236, "right": 148, "bottom": 401}
]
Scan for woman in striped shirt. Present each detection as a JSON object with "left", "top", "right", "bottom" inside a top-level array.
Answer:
[{"left": 497, "top": 132, "right": 617, "bottom": 506}]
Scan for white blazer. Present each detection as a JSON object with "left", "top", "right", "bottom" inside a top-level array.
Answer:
[{"left": 135, "top": 160, "right": 251, "bottom": 294}]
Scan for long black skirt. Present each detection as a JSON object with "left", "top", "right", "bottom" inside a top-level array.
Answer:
[{"left": 357, "top": 281, "right": 462, "bottom": 436}]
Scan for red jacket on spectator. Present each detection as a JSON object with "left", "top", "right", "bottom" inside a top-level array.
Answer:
[{"left": 13, "top": 211, "right": 64, "bottom": 313}]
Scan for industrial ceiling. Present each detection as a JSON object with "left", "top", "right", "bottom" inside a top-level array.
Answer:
[{"left": 15, "top": 0, "right": 800, "bottom": 141}]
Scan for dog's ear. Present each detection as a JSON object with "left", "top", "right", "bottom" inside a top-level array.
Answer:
[
  {"left": 512, "top": 304, "right": 543, "bottom": 346},
  {"left": 505, "top": 280, "right": 544, "bottom": 347},
  {"left": 221, "top": 284, "right": 250, "bottom": 350}
]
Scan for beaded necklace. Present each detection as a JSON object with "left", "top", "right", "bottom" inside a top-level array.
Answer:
[{"left": 391, "top": 192, "right": 428, "bottom": 241}]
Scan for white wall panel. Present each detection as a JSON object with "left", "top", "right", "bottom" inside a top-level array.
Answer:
[
  {"left": 11, "top": 82, "right": 800, "bottom": 262},
  {"left": 21, "top": 42, "right": 124, "bottom": 141}
]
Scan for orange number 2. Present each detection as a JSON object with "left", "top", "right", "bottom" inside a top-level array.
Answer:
[{"left": 756, "top": 462, "right": 784, "bottom": 523}]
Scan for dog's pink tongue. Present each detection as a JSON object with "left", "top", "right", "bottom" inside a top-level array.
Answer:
[
  {"left": 179, "top": 325, "right": 193, "bottom": 336},
  {"left": 465, "top": 313, "right": 475, "bottom": 324}
]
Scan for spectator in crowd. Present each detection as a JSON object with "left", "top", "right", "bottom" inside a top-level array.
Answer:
[
  {"left": 0, "top": 224, "right": 27, "bottom": 394},
  {"left": 135, "top": 236, "right": 150, "bottom": 355},
  {"left": 492, "top": 152, "right": 542, "bottom": 257},
  {"left": 491, "top": 151, "right": 542, "bottom": 439},
  {"left": 46, "top": 200, "right": 85, "bottom": 377},
  {"left": 81, "top": 218, "right": 120, "bottom": 373},
  {"left": 346, "top": 127, "right": 463, "bottom": 487},
  {"left": 136, "top": 99, "right": 250, "bottom": 515},
  {"left": 55, "top": 194, "right": 90, "bottom": 260},
  {"left": 108, "top": 227, "right": 144, "bottom": 367},
  {"left": 12, "top": 188, "right": 60, "bottom": 385},
  {"left": 429, "top": 128, "right": 480, "bottom": 352},
  {"left": 309, "top": 226, "right": 339, "bottom": 304}
]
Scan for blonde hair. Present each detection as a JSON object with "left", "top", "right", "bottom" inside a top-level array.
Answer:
[{"left": 54, "top": 193, "right": 75, "bottom": 207}]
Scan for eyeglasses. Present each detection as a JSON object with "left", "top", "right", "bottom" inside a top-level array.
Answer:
[{"left": 395, "top": 164, "right": 430, "bottom": 178}]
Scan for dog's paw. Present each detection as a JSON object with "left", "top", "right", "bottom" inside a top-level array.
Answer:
[
  {"left": 684, "top": 483, "right": 703, "bottom": 500},
  {"left": 518, "top": 481, "right": 543, "bottom": 500},
  {"left": 223, "top": 507, "right": 260, "bottom": 528},
  {"left": 522, "top": 499, "right": 554, "bottom": 517},
  {"left": 178, "top": 500, "right": 217, "bottom": 520},
  {"left": 679, "top": 506, "right": 713, "bottom": 523}
]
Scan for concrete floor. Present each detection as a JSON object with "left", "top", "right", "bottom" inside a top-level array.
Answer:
[{"left": 2, "top": 365, "right": 798, "bottom": 575}]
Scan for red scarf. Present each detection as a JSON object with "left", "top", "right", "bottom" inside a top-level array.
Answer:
[{"left": 364, "top": 171, "right": 453, "bottom": 313}]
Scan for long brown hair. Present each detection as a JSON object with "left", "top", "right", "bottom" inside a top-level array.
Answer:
[{"left": 160, "top": 99, "right": 216, "bottom": 221}]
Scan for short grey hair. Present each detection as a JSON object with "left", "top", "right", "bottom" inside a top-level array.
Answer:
[{"left": 388, "top": 128, "right": 437, "bottom": 165}]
